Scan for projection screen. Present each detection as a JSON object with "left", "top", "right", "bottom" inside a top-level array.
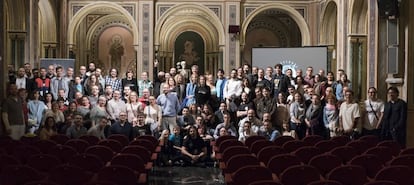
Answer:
[{"left": 252, "top": 47, "right": 327, "bottom": 77}]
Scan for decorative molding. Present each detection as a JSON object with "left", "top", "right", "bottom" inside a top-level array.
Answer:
[
  {"left": 247, "top": 20, "right": 288, "bottom": 47},
  {"left": 86, "top": 14, "right": 104, "bottom": 29},
  {"left": 159, "top": 6, "right": 172, "bottom": 18},
  {"left": 142, "top": 4, "right": 150, "bottom": 71},
  {"left": 296, "top": 8, "right": 305, "bottom": 17},
  {"left": 368, "top": 0, "right": 376, "bottom": 87},
  {"left": 122, "top": 5, "right": 134, "bottom": 17},
  {"left": 206, "top": 5, "right": 221, "bottom": 19},
  {"left": 245, "top": 7, "right": 256, "bottom": 18},
  {"left": 229, "top": 5, "right": 237, "bottom": 67},
  {"left": 73, "top": 5, "right": 83, "bottom": 16}
]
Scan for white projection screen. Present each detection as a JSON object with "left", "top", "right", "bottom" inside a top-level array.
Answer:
[{"left": 252, "top": 47, "right": 328, "bottom": 77}]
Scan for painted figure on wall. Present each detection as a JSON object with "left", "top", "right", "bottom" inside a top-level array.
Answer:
[
  {"left": 179, "top": 40, "right": 200, "bottom": 67},
  {"left": 109, "top": 34, "right": 124, "bottom": 71},
  {"left": 175, "top": 31, "right": 204, "bottom": 73}
]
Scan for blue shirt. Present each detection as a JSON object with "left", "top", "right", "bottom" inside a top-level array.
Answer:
[
  {"left": 157, "top": 92, "right": 180, "bottom": 117},
  {"left": 215, "top": 78, "right": 227, "bottom": 101},
  {"left": 259, "top": 127, "right": 281, "bottom": 142}
]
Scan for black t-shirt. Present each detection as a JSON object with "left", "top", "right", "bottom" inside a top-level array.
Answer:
[
  {"left": 183, "top": 136, "right": 205, "bottom": 155},
  {"left": 132, "top": 124, "right": 151, "bottom": 137}
]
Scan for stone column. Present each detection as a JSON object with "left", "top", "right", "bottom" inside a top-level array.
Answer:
[
  {"left": 60, "top": 0, "right": 68, "bottom": 58},
  {"left": 0, "top": 0, "right": 4, "bottom": 98},
  {"left": 225, "top": 1, "right": 241, "bottom": 74},
  {"left": 29, "top": 0, "right": 39, "bottom": 65}
]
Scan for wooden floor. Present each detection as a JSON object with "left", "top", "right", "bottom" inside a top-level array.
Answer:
[{"left": 148, "top": 166, "right": 225, "bottom": 185}]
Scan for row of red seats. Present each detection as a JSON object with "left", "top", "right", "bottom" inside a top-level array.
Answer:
[
  {"left": 0, "top": 164, "right": 145, "bottom": 185},
  {"left": 0, "top": 134, "right": 159, "bottom": 185},
  {"left": 214, "top": 135, "right": 414, "bottom": 185}
]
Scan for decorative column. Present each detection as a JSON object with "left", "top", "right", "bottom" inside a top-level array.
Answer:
[
  {"left": 336, "top": 0, "right": 348, "bottom": 70},
  {"left": 138, "top": 1, "right": 153, "bottom": 76},
  {"left": 367, "top": 0, "right": 378, "bottom": 88},
  {"left": 0, "top": 0, "right": 4, "bottom": 98},
  {"left": 60, "top": 0, "right": 68, "bottom": 58},
  {"left": 29, "top": 0, "right": 39, "bottom": 65},
  {"left": 225, "top": 1, "right": 241, "bottom": 73}
]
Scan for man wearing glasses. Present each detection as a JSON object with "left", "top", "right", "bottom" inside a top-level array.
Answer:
[{"left": 380, "top": 87, "right": 407, "bottom": 148}]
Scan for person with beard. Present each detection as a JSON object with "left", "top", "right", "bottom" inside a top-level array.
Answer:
[
  {"left": 47, "top": 64, "right": 56, "bottom": 79},
  {"left": 132, "top": 112, "right": 152, "bottom": 137},
  {"left": 157, "top": 83, "right": 181, "bottom": 132},
  {"left": 238, "top": 109, "right": 262, "bottom": 136},
  {"left": 66, "top": 112, "right": 87, "bottom": 139},
  {"left": 2, "top": 84, "right": 25, "bottom": 139},
  {"left": 181, "top": 126, "right": 207, "bottom": 167},
  {"left": 8, "top": 65, "right": 17, "bottom": 83},
  {"left": 137, "top": 71, "right": 153, "bottom": 98},
  {"left": 258, "top": 119, "right": 281, "bottom": 141},
  {"left": 85, "top": 62, "right": 96, "bottom": 78},
  {"left": 14, "top": 67, "right": 35, "bottom": 92},
  {"left": 380, "top": 87, "right": 407, "bottom": 148},
  {"left": 122, "top": 70, "right": 138, "bottom": 93},
  {"left": 213, "top": 112, "right": 237, "bottom": 139},
  {"left": 109, "top": 111, "right": 134, "bottom": 141},
  {"left": 255, "top": 87, "right": 276, "bottom": 121},
  {"left": 177, "top": 107, "right": 196, "bottom": 132}
]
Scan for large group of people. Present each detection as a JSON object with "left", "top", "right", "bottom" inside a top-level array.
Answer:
[{"left": 1, "top": 60, "right": 407, "bottom": 167}]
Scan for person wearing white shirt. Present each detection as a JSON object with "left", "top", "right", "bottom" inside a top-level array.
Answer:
[
  {"left": 223, "top": 69, "right": 242, "bottom": 106},
  {"left": 362, "top": 87, "right": 384, "bottom": 137},
  {"left": 339, "top": 89, "right": 361, "bottom": 138},
  {"left": 107, "top": 90, "right": 127, "bottom": 123}
]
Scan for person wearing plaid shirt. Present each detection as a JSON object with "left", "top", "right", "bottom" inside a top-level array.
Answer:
[{"left": 105, "top": 68, "right": 122, "bottom": 92}]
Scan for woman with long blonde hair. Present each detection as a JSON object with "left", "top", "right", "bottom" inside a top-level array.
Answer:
[{"left": 126, "top": 91, "right": 144, "bottom": 123}]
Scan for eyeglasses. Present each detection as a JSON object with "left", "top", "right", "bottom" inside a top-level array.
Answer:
[{"left": 368, "top": 91, "right": 376, "bottom": 94}]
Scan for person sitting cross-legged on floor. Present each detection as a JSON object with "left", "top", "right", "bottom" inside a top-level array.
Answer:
[{"left": 181, "top": 126, "right": 208, "bottom": 167}]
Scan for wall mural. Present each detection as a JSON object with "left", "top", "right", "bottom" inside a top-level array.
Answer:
[
  {"left": 98, "top": 26, "right": 134, "bottom": 77},
  {"left": 174, "top": 31, "right": 204, "bottom": 73},
  {"left": 109, "top": 34, "right": 125, "bottom": 71}
]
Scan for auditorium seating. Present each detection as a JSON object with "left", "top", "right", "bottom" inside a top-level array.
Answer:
[
  {"left": 231, "top": 165, "right": 275, "bottom": 185},
  {"left": 1, "top": 133, "right": 411, "bottom": 185},
  {"left": 68, "top": 153, "right": 104, "bottom": 173},
  {"left": 309, "top": 154, "right": 342, "bottom": 176},
  {"left": 327, "top": 165, "right": 368, "bottom": 185},
  {"left": 250, "top": 140, "right": 274, "bottom": 155},
  {"left": 64, "top": 139, "right": 90, "bottom": 153},
  {"left": 27, "top": 154, "right": 62, "bottom": 173},
  {"left": 0, "top": 135, "right": 159, "bottom": 185},
  {"left": 49, "top": 134, "right": 70, "bottom": 145},
  {"left": 348, "top": 154, "right": 383, "bottom": 179},
  {"left": 374, "top": 165, "right": 414, "bottom": 185},
  {"left": 245, "top": 135, "right": 266, "bottom": 149},
  {"left": 256, "top": 146, "right": 286, "bottom": 166}
]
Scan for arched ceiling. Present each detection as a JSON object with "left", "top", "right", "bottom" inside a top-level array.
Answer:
[{"left": 154, "top": 3, "right": 225, "bottom": 51}]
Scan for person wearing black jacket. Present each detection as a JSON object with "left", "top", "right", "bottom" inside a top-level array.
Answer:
[
  {"left": 195, "top": 75, "right": 211, "bottom": 107},
  {"left": 380, "top": 87, "right": 407, "bottom": 148}
]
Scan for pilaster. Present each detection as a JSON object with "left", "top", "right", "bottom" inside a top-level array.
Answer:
[
  {"left": 225, "top": 0, "right": 241, "bottom": 73},
  {"left": 60, "top": 0, "right": 68, "bottom": 58},
  {"left": 29, "top": 0, "right": 39, "bottom": 65},
  {"left": 138, "top": 1, "right": 153, "bottom": 76}
]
